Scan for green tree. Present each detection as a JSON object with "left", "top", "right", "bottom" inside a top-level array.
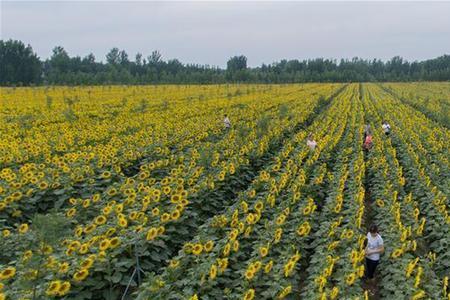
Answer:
[{"left": 0, "top": 39, "right": 42, "bottom": 85}]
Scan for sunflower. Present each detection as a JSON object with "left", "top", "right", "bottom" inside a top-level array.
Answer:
[
  {"left": 80, "top": 258, "right": 94, "bottom": 269},
  {"left": 106, "top": 227, "right": 116, "bottom": 236},
  {"left": 170, "top": 194, "right": 181, "bottom": 203},
  {"left": 209, "top": 264, "right": 217, "bottom": 280},
  {"left": 284, "top": 261, "right": 295, "bottom": 277},
  {"left": 244, "top": 226, "right": 252, "bottom": 237},
  {"left": 252, "top": 201, "right": 264, "bottom": 214},
  {"left": 229, "top": 229, "right": 239, "bottom": 241},
  {"left": 274, "top": 228, "right": 283, "bottom": 243},
  {"left": 103, "top": 206, "right": 112, "bottom": 215},
  {"left": 84, "top": 224, "right": 96, "bottom": 234},
  {"left": 73, "top": 268, "right": 89, "bottom": 282},
  {"left": 345, "top": 229, "right": 354, "bottom": 239},
  {"left": 246, "top": 213, "right": 255, "bottom": 224},
  {"left": 171, "top": 209, "right": 181, "bottom": 220},
  {"left": 46, "top": 280, "right": 61, "bottom": 296},
  {"left": 0, "top": 267, "right": 16, "bottom": 280},
  {"left": 39, "top": 181, "right": 48, "bottom": 190},
  {"left": 169, "top": 259, "right": 180, "bottom": 269},
  {"left": 66, "top": 208, "right": 77, "bottom": 217},
  {"left": 59, "top": 262, "right": 70, "bottom": 273},
  {"left": 204, "top": 240, "right": 214, "bottom": 252},
  {"left": 218, "top": 172, "right": 225, "bottom": 181},
  {"left": 358, "top": 265, "right": 365, "bottom": 277},
  {"left": 330, "top": 287, "right": 339, "bottom": 300},
  {"left": 115, "top": 204, "right": 124, "bottom": 213},
  {"left": 161, "top": 213, "right": 171, "bottom": 223},
  {"left": 244, "top": 269, "right": 255, "bottom": 280},
  {"left": 98, "top": 251, "right": 107, "bottom": 261},
  {"left": 260, "top": 246, "right": 269, "bottom": 257},
  {"left": 107, "top": 187, "right": 117, "bottom": 196},
  {"left": 163, "top": 186, "right": 171, "bottom": 195},
  {"left": 276, "top": 214, "right": 286, "bottom": 225},
  {"left": 223, "top": 243, "right": 231, "bottom": 257},
  {"left": 243, "top": 289, "right": 255, "bottom": 300},
  {"left": 92, "top": 193, "right": 101, "bottom": 202},
  {"left": 152, "top": 207, "right": 160, "bottom": 216},
  {"left": 82, "top": 199, "right": 90, "bottom": 208},
  {"left": 118, "top": 218, "right": 128, "bottom": 228},
  {"left": 192, "top": 243, "right": 203, "bottom": 255},
  {"left": 376, "top": 199, "right": 385, "bottom": 208},
  {"left": 23, "top": 250, "right": 33, "bottom": 261},
  {"left": 157, "top": 226, "right": 165, "bottom": 235},
  {"left": 146, "top": 228, "right": 158, "bottom": 241},
  {"left": 264, "top": 260, "right": 273, "bottom": 273},
  {"left": 277, "top": 285, "right": 292, "bottom": 299},
  {"left": 411, "top": 290, "right": 425, "bottom": 300},
  {"left": 253, "top": 261, "right": 262, "bottom": 272},
  {"left": 95, "top": 215, "right": 107, "bottom": 225},
  {"left": 232, "top": 240, "right": 240, "bottom": 252},
  {"left": 18, "top": 223, "right": 29, "bottom": 234},
  {"left": 109, "top": 237, "right": 120, "bottom": 248},
  {"left": 217, "top": 258, "right": 228, "bottom": 272},
  {"left": 391, "top": 248, "right": 403, "bottom": 258},
  {"left": 42, "top": 244, "right": 53, "bottom": 255},
  {"left": 303, "top": 206, "right": 312, "bottom": 216},
  {"left": 58, "top": 281, "right": 71, "bottom": 296},
  {"left": 346, "top": 273, "right": 356, "bottom": 286}
]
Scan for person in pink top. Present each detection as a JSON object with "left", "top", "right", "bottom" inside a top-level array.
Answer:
[{"left": 363, "top": 130, "right": 373, "bottom": 151}]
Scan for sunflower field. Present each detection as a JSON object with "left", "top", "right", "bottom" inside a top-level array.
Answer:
[{"left": 0, "top": 83, "right": 448, "bottom": 300}]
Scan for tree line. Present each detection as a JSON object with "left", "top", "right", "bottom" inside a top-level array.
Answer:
[{"left": 1, "top": 39, "right": 449, "bottom": 86}]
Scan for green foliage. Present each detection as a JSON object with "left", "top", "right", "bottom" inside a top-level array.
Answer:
[
  {"left": 256, "top": 114, "right": 271, "bottom": 138},
  {"left": 0, "top": 39, "right": 42, "bottom": 85},
  {"left": 198, "top": 148, "right": 214, "bottom": 169},
  {"left": 46, "top": 95, "right": 53, "bottom": 110},
  {"left": 63, "top": 107, "right": 78, "bottom": 122},
  {"left": 278, "top": 104, "right": 290, "bottom": 119},
  {"left": 13, "top": 212, "right": 71, "bottom": 299},
  {"left": 18, "top": 113, "right": 34, "bottom": 130},
  {"left": 2, "top": 39, "right": 450, "bottom": 85}
]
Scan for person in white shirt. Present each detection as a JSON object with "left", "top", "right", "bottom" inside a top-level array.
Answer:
[
  {"left": 365, "top": 224, "right": 384, "bottom": 280},
  {"left": 306, "top": 133, "right": 317, "bottom": 151},
  {"left": 223, "top": 114, "right": 231, "bottom": 129},
  {"left": 382, "top": 120, "right": 391, "bottom": 136}
]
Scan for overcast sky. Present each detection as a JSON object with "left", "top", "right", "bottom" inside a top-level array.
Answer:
[{"left": 1, "top": 1, "right": 450, "bottom": 67}]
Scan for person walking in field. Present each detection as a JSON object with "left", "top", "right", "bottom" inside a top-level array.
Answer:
[
  {"left": 365, "top": 224, "right": 385, "bottom": 281},
  {"left": 363, "top": 130, "right": 373, "bottom": 151},
  {"left": 363, "top": 124, "right": 371, "bottom": 142},
  {"left": 382, "top": 120, "right": 391, "bottom": 136},
  {"left": 306, "top": 133, "right": 317, "bottom": 151},
  {"left": 223, "top": 114, "right": 231, "bottom": 129}
]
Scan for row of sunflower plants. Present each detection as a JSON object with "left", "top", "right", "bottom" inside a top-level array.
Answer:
[
  {"left": 231, "top": 84, "right": 358, "bottom": 300},
  {"left": 299, "top": 86, "right": 368, "bottom": 300},
  {"left": 372, "top": 84, "right": 449, "bottom": 186},
  {"left": 363, "top": 84, "right": 448, "bottom": 299},
  {"left": 381, "top": 82, "right": 450, "bottom": 128}
]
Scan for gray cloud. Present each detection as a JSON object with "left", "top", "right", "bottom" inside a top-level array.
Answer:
[{"left": 1, "top": 1, "right": 450, "bottom": 67}]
